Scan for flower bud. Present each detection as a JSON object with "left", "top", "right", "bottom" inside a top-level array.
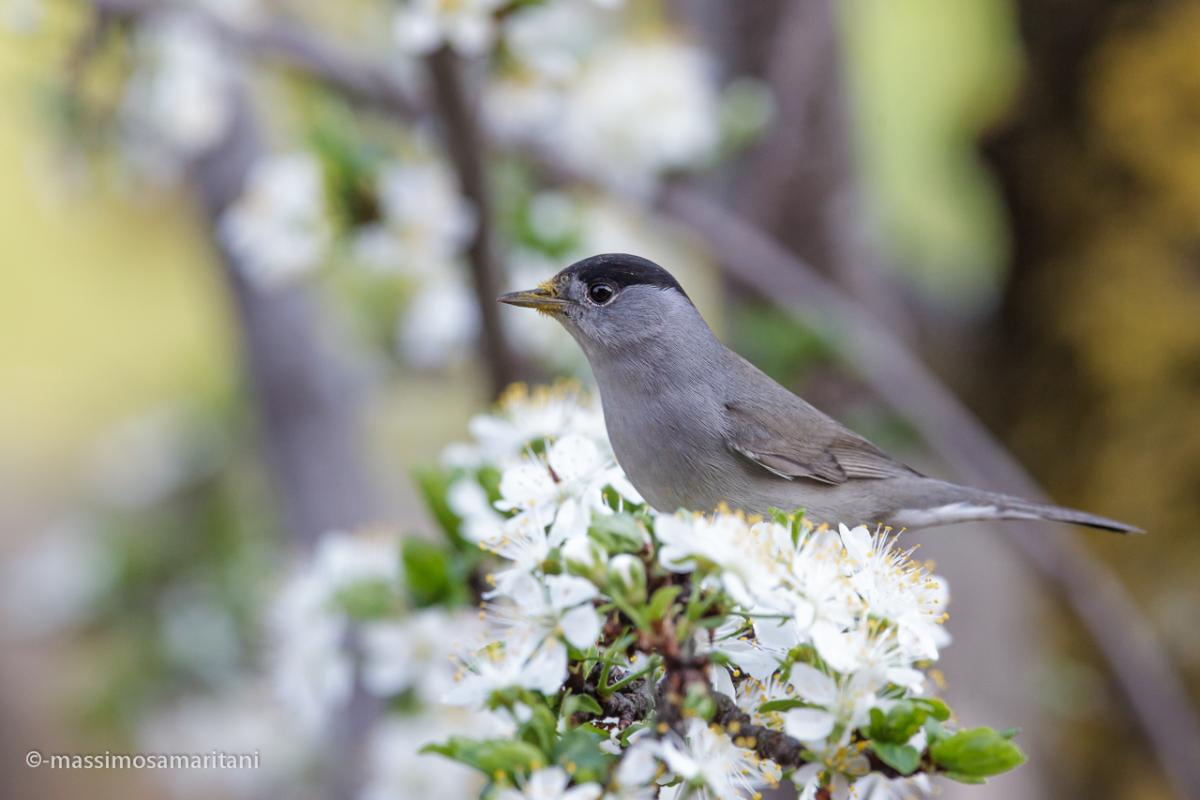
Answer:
[
  {"left": 607, "top": 553, "right": 647, "bottom": 605},
  {"left": 562, "top": 535, "right": 607, "bottom": 580}
]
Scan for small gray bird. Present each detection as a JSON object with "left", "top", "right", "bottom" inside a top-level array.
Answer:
[{"left": 499, "top": 253, "right": 1139, "bottom": 533}]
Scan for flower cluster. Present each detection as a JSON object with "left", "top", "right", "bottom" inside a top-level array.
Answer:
[
  {"left": 101, "top": 0, "right": 734, "bottom": 371},
  {"left": 421, "top": 384, "right": 1025, "bottom": 799}
]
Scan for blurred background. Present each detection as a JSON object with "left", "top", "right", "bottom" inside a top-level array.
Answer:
[{"left": 2, "top": 1, "right": 1199, "bottom": 799}]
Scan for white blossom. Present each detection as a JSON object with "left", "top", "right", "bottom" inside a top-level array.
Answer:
[
  {"left": 444, "top": 635, "right": 568, "bottom": 706},
  {"left": 654, "top": 718, "right": 769, "bottom": 799},
  {"left": 355, "top": 157, "right": 476, "bottom": 276},
  {"left": 441, "top": 382, "right": 609, "bottom": 471},
  {"left": 560, "top": 39, "right": 718, "bottom": 184},
  {"left": 396, "top": 272, "right": 480, "bottom": 369},
  {"left": 496, "top": 433, "right": 637, "bottom": 547},
  {"left": 120, "top": 14, "right": 233, "bottom": 175},
  {"left": 495, "top": 767, "right": 601, "bottom": 800},
  {"left": 393, "top": 0, "right": 503, "bottom": 57},
  {"left": 1, "top": 519, "right": 114, "bottom": 638},
  {"left": 361, "top": 711, "right": 490, "bottom": 800},
  {"left": 361, "top": 608, "right": 486, "bottom": 701},
  {"left": 219, "top": 152, "right": 331, "bottom": 289},
  {"left": 433, "top": 387, "right": 956, "bottom": 793},
  {"left": 268, "top": 532, "right": 401, "bottom": 732},
  {"left": 490, "top": 572, "right": 602, "bottom": 652},
  {"left": 137, "top": 680, "right": 307, "bottom": 799}
]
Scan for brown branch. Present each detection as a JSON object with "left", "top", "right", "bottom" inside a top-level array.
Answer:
[
  {"left": 708, "top": 692, "right": 928, "bottom": 781},
  {"left": 426, "top": 46, "right": 523, "bottom": 398},
  {"left": 185, "top": 88, "right": 379, "bottom": 549}
]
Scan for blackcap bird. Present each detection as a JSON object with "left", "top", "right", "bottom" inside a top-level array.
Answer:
[{"left": 499, "top": 253, "right": 1139, "bottom": 533}]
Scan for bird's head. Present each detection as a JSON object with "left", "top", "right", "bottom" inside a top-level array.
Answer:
[{"left": 498, "top": 253, "right": 695, "bottom": 354}]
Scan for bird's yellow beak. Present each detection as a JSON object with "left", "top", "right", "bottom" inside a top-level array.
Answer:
[{"left": 497, "top": 281, "right": 568, "bottom": 314}]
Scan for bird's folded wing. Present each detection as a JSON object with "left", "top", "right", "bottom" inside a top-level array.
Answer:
[{"left": 722, "top": 399, "right": 917, "bottom": 485}]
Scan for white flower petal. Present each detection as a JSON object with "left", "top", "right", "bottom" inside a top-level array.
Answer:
[
  {"left": 559, "top": 604, "right": 601, "bottom": 650},
  {"left": 783, "top": 708, "right": 835, "bottom": 743},
  {"left": 788, "top": 663, "right": 838, "bottom": 706}
]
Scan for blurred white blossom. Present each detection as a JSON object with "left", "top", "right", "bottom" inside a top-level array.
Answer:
[
  {"left": 137, "top": 680, "right": 308, "bottom": 799},
  {"left": 120, "top": 14, "right": 234, "bottom": 179},
  {"left": 560, "top": 39, "right": 719, "bottom": 184},
  {"left": 1, "top": 519, "right": 113, "bottom": 638},
  {"left": 355, "top": 157, "right": 476, "bottom": 276},
  {"left": 361, "top": 607, "right": 486, "bottom": 701},
  {"left": 268, "top": 531, "right": 401, "bottom": 732},
  {"left": 502, "top": 0, "right": 618, "bottom": 81},
  {"left": 361, "top": 711, "right": 491, "bottom": 800},
  {"left": 653, "top": 718, "right": 774, "bottom": 799},
  {"left": 220, "top": 152, "right": 331, "bottom": 289},
  {"left": 393, "top": 0, "right": 503, "bottom": 56},
  {"left": 396, "top": 272, "right": 480, "bottom": 369},
  {"left": 495, "top": 767, "right": 602, "bottom": 800}
]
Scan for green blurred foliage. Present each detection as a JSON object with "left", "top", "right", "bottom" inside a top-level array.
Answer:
[{"left": 839, "top": 0, "right": 1023, "bottom": 303}]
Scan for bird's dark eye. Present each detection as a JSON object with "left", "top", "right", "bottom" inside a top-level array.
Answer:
[{"left": 587, "top": 281, "right": 617, "bottom": 305}]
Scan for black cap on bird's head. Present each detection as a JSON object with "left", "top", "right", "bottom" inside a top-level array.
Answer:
[
  {"left": 497, "top": 253, "right": 698, "bottom": 352},
  {"left": 497, "top": 253, "right": 688, "bottom": 314},
  {"left": 557, "top": 253, "right": 689, "bottom": 299}
]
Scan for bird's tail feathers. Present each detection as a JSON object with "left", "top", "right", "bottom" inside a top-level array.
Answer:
[{"left": 891, "top": 485, "right": 1142, "bottom": 534}]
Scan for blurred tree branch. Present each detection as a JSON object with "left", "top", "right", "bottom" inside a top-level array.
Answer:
[
  {"left": 426, "top": 46, "right": 523, "bottom": 398},
  {"left": 736, "top": 0, "right": 912, "bottom": 339},
  {"left": 73, "top": 2, "right": 1200, "bottom": 796},
  {"left": 187, "top": 91, "right": 379, "bottom": 552}
]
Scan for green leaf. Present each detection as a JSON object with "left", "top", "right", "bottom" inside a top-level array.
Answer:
[
  {"left": 553, "top": 727, "right": 616, "bottom": 784},
  {"left": 943, "top": 773, "right": 987, "bottom": 784},
  {"left": 588, "top": 513, "right": 645, "bottom": 553},
  {"left": 421, "top": 737, "right": 547, "bottom": 778},
  {"left": 412, "top": 468, "right": 466, "bottom": 547},
  {"left": 646, "top": 585, "right": 683, "bottom": 622},
  {"left": 758, "top": 698, "right": 812, "bottom": 714},
  {"left": 930, "top": 727, "right": 1027, "bottom": 778},
  {"left": 913, "top": 697, "right": 952, "bottom": 722},
  {"left": 402, "top": 538, "right": 469, "bottom": 608},
  {"left": 477, "top": 466, "right": 503, "bottom": 503},
  {"left": 867, "top": 701, "right": 926, "bottom": 743},
  {"left": 520, "top": 704, "right": 558, "bottom": 755},
  {"left": 923, "top": 717, "right": 950, "bottom": 743},
  {"left": 562, "top": 694, "right": 604, "bottom": 718},
  {"left": 331, "top": 579, "right": 398, "bottom": 620},
  {"left": 871, "top": 742, "right": 921, "bottom": 776}
]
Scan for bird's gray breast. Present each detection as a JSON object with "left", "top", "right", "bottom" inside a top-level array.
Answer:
[{"left": 591, "top": 364, "right": 744, "bottom": 514}]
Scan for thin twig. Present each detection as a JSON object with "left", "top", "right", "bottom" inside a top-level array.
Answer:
[{"left": 426, "top": 46, "right": 522, "bottom": 398}]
